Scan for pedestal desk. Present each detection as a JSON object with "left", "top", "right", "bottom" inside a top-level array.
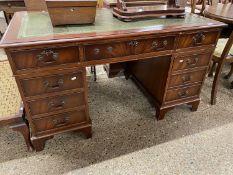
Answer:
[{"left": 0, "top": 9, "right": 225, "bottom": 151}]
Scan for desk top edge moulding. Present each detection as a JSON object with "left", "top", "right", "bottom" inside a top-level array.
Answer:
[
  {"left": 0, "top": 8, "right": 227, "bottom": 151},
  {"left": 0, "top": 9, "right": 226, "bottom": 47}
]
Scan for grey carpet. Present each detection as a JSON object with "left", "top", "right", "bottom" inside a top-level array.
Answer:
[{"left": 0, "top": 67, "right": 233, "bottom": 175}]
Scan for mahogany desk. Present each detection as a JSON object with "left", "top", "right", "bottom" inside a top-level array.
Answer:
[{"left": 0, "top": 9, "right": 225, "bottom": 151}]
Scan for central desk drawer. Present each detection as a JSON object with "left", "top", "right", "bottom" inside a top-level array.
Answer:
[
  {"left": 33, "top": 109, "right": 87, "bottom": 133},
  {"left": 28, "top": 92, "right": 85, "bottom": 116},
  {"left": 84, "top": 36, "right": 175, "bottom": 61},
  {"left": 165, "top": 85, "right": 201, "bottom": 102},
  {"left": 20, "top": 71, "right": 84, "bottom": 97},
  {"left": 169, "top": 69, "right": 206, "bottom": 88},
  {"left": 10, "top": 46, "right": 79, "bottom": 71},
  {"left": 172, "top": 52, "right": 211, "bottom": 71},
  {"left": 177, "top": 30, "right": 219, "bottom": 49}
]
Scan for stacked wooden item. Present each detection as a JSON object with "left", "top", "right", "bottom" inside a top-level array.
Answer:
[
  {"left": 112, "top": 0, "right": 186, "bottom": 21},
  {"left": 45, "top": 0, "right": 97, "bottom": 26}
]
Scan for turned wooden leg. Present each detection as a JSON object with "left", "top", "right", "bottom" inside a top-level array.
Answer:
[
  {"left": 211, "top": 60, "right": 224, "bottom": 105},
  {"left": 188, "top": 100, "right": 200, "bottom": 112},
  {"left": 211, "top": 58, "right": 225, "bottom": 105},
  {"left": 90, "top": 66, "right": 97, "bottom": 81},
  {"left": 155, "top": 107, "right": 173, "bottom": 120},
  {"left": 31, "top": 136, "right": 53, "bottom": 152},
  {"left": 10, "top": 122, "right": 33, "bottom": 151},
  {"left": 94, "top": 66, "right": 97, "bottom": 81},
  {"left": 208, "top": 61, "right": 217, "bottom": 77},
  {"left": 224, "top": 63, "right": 233, "bottom": 79}
]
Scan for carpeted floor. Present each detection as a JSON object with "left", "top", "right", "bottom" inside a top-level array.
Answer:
[{"left": 0, "top": 56, "right": 233, "bottom": 174}]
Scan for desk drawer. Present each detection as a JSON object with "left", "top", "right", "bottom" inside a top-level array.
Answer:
[
  {"left": 169, "top": 69, "right": 206, "bottom": 88},
  {"left": 84, "top": 41, "right": 130, "bottom": 61},
  {"left": 172, "top": 52, "right": 211, "bottom": 71},
  {"left": 20, "top": 70, "right": 84, "bottom": 97},
  {"left": 33, "top": 109, "right": 87, "bottom": 133},
  {"left": 165, "top": 85, "right": 201, "bottom": 102},
  {"left": 28, "top": 92, "right": 85, "bottom": 116},
  {"left": 84, "top": 36, "right": 175, "bottom": 61},
  {"left": 10, "top": 46, "right": 79, "bottom": 71},
  {"left": 133, "top": 36, "right": 175, "bottom": 54},
  {"left": 177, "top": 30, "right": 219, "bottom": 49}
]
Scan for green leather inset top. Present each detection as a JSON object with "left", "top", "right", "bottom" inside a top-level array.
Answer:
[{"left": 18, "top": 9, "right": 217, "bottom": 39}]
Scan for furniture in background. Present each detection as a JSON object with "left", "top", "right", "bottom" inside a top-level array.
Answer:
[
  {"left": 208, "top": 33, "right": 233, "bottom": 84},
  {"left": 97, "top": 0, "right": 104, "bottom": 7},
  {"left": 103, "top": 0, "right": 184, "bottom": 8},
  {"left": 112, "top": 0, "right": 185, "bottom": 21},
  {"left": 208, "top": 32, "right": 233, "bottom": 104},
  {"left": 103, "top": 0, "right": 117, "bottom": 7},
  {"left": 204, "top": 2, "right": 233, "bottom": 24},
  {"left": 0, "top": 61, "right": 32, "bottom": 150},
  {"left": 204, "top": 2, "right": 233, "bottom": 105},
  {"left": 0, "top": 104, "right": 32, "bottom": 150},
  {"left": 0, "top": 9, "right": 225, "bottom": 151},
  {"left": 45, "top": 0, "right": 97, "bottom": 26},
  {"left": 0, "top": 0, "right": 25, "bottom": 24},
  {"left": 24, "top": 0, "right": 47, "bottom": 11},
  {"left": 190, "top": 0, "right": 206, "bottom": 15}
]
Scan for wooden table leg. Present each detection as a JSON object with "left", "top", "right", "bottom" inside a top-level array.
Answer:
[
  {"left": 211, "top": 32, "right": 233, "bottom": 105},
  {"left": 155, "top": 106, "right": 174, "bottom": 120},
  {"left": 188, "top": 100, "right": 200, "bottom": 112}
]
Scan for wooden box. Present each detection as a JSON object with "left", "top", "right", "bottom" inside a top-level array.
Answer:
[{"left": 46, "top": 0, "right": 97, "bottom": 26}]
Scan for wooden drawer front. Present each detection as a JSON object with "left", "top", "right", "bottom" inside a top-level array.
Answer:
[
  {"left": 84, "top": 41, "right": 130, "bottom": 61},
  {"left": 165, "top": 85, "right": 201, "bottom": 102},
  {"left": 172, "top": 53, "right": 211, "bottom": 71},
  {"left": 28, "top": 92, "right": 85, "bottom": 116},
  {"left": 20, "top": 71, "right": 84, "bottom": 97},
  {"left": 84, "top": 36, "right": 175, "bottom": 61},
  {"left": 169, "top": 70, "right": 206, "bottom": 88},
  {"left": 177, "top": 30, "right": 219, "bottom": 48},
  {"left": 133, "top": 36, "right": 175, "bottom": 54},
  {"left": 10, "top": 46, "right": 78, "bottom": 71},
  {"left": 33, "top": 110, "right": 87, "bottom": 133}
]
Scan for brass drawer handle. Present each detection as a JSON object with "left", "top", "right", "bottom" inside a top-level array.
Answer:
[
  {"left": 192, "top": 33, "right": 206, "bottom": 45},
  {"left": 107, "top": 46, "right": 113, "bottom": 53},
  {"left": 182, "top": 75, "right": 192, "bottom": 83},
  {"left": 94, "top": 48, "right": 100, "bottom": 55},
  {"left": 152, "top": 40, "right": 168, "bottom": 50},
  {"left": 48, "top": 99, "right": 65, "bottom": 110},
  {"left": 178, "top": 90, "right": 189, "bottom": 98},
  {"left": 43, "top": 78, "right": 64, "bottom": 90},
  {"left": 36, "top": 50, "right": 59, "bottom": 65},
  {"left": 186, "top": 57, "right": 199, "bottom": 67},
  {"left": 128, "top": 40, "right": 138, "bottom": 47},
  {"left": 52, "top": 116, "right": 70, "bottom": 127}
]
